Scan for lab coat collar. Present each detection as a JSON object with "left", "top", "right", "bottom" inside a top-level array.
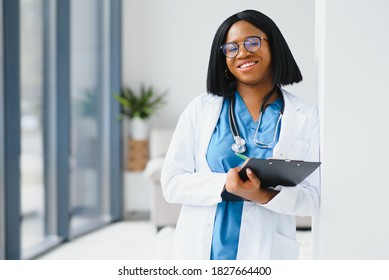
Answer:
[{"left": 273, "top": 89, "right": 307, "bottom": 158}]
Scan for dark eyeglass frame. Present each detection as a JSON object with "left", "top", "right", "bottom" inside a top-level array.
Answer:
[{"left": 220, "top": 36, "right": 268, "bottom": 58}]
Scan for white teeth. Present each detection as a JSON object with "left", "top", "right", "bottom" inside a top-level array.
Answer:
[{"left": 239, "top": 61, "right": 256, "bottom": 69}]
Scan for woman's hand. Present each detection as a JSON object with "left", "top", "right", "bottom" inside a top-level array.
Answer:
[{"left": 225, "top": 167, "right": 279, "bottom": 204}]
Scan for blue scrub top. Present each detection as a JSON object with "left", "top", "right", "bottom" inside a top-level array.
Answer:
[{"left": 206, "top": 92, "right": 282, "bottom": 260}]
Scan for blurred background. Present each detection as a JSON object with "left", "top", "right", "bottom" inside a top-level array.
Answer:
[{"left": 1, "top": 0, "right": 389, "bottom": 260}]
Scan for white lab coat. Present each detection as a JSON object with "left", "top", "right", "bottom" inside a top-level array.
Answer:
[{"left": 160, "top": 89, "right": 320, "bottom": 259}]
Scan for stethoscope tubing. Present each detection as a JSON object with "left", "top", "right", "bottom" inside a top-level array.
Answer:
[{"left": 229, "top": 85, "right": 285, "bottom": 154}]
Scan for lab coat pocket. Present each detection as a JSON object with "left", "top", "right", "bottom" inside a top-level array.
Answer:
[
  {"left": 271, "top": 232, "right": 300, "bottom": 260},
  {"left": 286, "top": 140, "right": 310, "bottom": 160}
]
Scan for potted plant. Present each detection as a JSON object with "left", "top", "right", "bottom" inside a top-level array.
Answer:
[{"left": 113, "top": 84, "right": 167, "bottom": 140}]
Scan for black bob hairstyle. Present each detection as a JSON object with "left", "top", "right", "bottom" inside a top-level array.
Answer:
[{"left": 206, "top": 9, "right": 302, "bottom": 97}]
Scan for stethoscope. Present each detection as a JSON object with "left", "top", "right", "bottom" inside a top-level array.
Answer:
[{"left": 229, "top": 85, "right": 285, "bottom": 154}]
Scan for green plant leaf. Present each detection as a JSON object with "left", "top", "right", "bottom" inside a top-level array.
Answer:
[{"left": 112, "top": 85, "right": 168, "bottom": 120}]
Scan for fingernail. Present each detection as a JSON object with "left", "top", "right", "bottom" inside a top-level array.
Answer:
[{"left": 246, "top": 168, "right": 252, "bottom": 174}]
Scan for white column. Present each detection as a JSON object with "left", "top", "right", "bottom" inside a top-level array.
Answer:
[{"left": 317, "top": 0, "right": 389, "bottom": 259}]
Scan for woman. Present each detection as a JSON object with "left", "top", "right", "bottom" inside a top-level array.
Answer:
[{"left": 161, "top": 9, "right": 320, "bottom": 260}]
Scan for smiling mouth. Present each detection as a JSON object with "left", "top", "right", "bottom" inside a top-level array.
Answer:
[{"left": 238, "top": 61, "right": 258, "bottom": 69}]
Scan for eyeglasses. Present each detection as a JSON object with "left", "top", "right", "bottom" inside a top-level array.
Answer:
[{"left": 220, "top": 36, "right": 268, "bottom": 58}]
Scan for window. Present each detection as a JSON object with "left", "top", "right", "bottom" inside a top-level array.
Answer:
[
  {"left": 1, "top": 0, "right": 121, "bottom": 259},
  {"left": 69, "top": 0, "right": 111, "bottom": 237},
  {"left": 20, "top": 0, "right": 48, "bottom": 257}
]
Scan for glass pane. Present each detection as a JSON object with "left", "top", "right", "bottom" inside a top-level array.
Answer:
[
  {"left": 20, "top": 0, "right": 45, "bottom": 252},
  {"left": 69, "top": 0, "right": 108, "bottom": 234}
]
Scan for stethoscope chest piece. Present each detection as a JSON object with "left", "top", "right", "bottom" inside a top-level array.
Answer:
[{"left": 231, "top": 136, "right": 246, "bottom": 154}]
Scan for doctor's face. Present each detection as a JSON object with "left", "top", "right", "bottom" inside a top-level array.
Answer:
[{"left": 224, "top": 20, "right": 273, "bottom": 89}]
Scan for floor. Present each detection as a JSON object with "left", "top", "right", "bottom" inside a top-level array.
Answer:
[{"left": 37, "top": 221, "right": 312, "bottom": 260}]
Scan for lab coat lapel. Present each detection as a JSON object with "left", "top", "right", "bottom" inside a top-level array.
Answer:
[
  {"left": 273, "top": 91, "right": 306, "bottom": 159},
  {"left": 198, "top": 95, "right": 224, "bottom": 171}
]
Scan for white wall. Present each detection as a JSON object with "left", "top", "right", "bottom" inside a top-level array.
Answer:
[
  {"left": 122, "top": 0, "right": 316, "bottom": 128},
  {"left": 317, "top": 0, "right": 389, "bottom": 259}
]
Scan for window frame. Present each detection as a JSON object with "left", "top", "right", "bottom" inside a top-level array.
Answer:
[{"left": 1, "top": 0, "right": 122, "bottom": 259}]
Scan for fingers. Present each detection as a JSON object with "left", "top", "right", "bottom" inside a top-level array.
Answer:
[
  {"left": 225, "top": 168, "right": 262, "bottom": 201},
  {"left": 225, "top": 168, "right": 241, "bottom": 193},
  {"left": 226, "top": 167, "right": 261, "bottom": 195},
  {"left": 227, "top": 168, "right": 239, "bottom": 184},
  {"left": 246, "top": 168, "right": 261, "bottom": 187},
  {"left": 232, "top": 166, "right": 242, "bottom": 172}
]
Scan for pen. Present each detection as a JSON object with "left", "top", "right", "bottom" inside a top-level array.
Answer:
[{"left": 235, "top": 153, "right": 248, "bottom": 161}]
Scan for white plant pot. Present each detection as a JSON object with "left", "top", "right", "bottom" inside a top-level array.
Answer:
[{"left": 130, "top": 118, "right": 149, "bottom": 140}]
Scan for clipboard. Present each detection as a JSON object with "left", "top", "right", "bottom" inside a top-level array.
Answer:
[{"left": 221, "top": 158, "right": 321, "bottom": 201}]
